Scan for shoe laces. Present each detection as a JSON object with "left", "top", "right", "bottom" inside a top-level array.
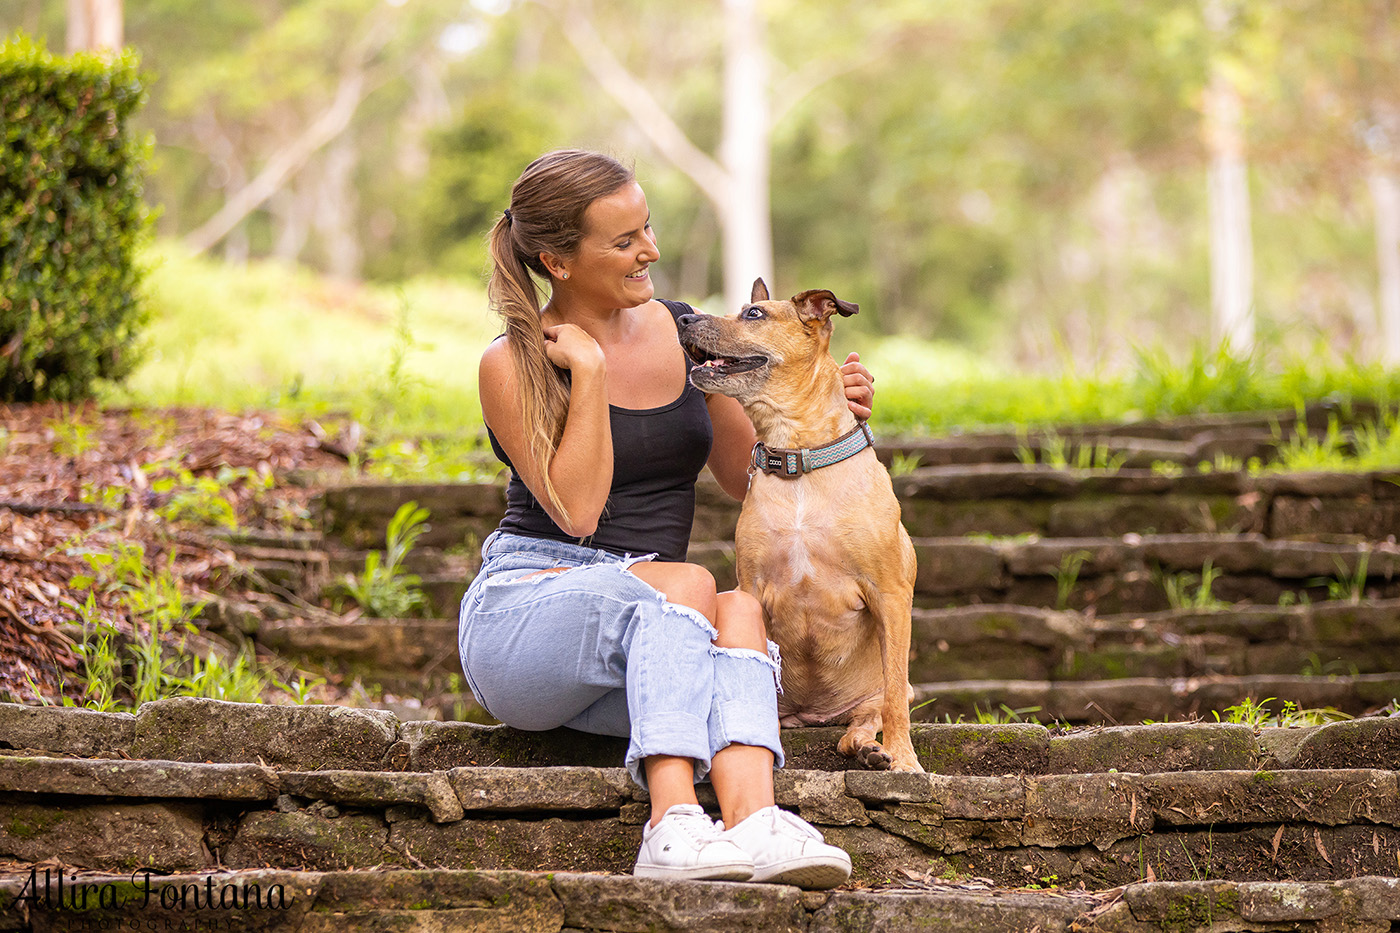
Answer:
[
  {"left": 658, "top": 805, "right": 722, "bottom": 846},
  {"left": 759, "top": 806, "right": 823, "bottom": 842}
]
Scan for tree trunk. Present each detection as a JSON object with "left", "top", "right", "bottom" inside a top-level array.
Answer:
[
  {"left": 272, "top": 178, "right": 315, "bottom": 263},
  {"left": 718, "top": 0, "right": 773, "bottom": 312},
  {"left": 557, "top": 0, "right": 772, "bottom": 312},
  {"left": 67, "top": 0, "right": 122, "bottom": 53},
  {"left": 1203, "top": 0, "right": 1254, "bottom": 353},
  {"left": 315, "top": 134, "right": 362, "bottom": 281},
  {"left": 1371, "top": 165, "right": 1400, "bottom": 363}
]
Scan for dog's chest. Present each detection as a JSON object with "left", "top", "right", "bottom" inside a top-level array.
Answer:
[{"left": 737, "top": 475, "right": 853, "bottom": 587}]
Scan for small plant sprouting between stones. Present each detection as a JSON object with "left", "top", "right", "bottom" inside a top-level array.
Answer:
[
  {"left": 1301, "top": 652, "right": 1360, "bottom": 678},
  {"left": 1017, "top": 429, "right": 1125, "bottom": 472},
  {"left": 1307, "top": 553, "right": 1370, "bottom": 604},
  {"left": 1212, "top": 696, "right": 1352, "bottom": 728},
  {"left": 340, "top": 500, "right": 431, "bottom": 617},
  {"left": 974, "top": 703, "right": 1044, "bottom": 725},
  {"left": 889, "top": 452, "right": 923, "bottom": 477},
  {"left": 1053, "top": 550, "right": 1091, "bottom": 611},
  {"left": 1160, "top": 559, "right": 1229, "bottom": 611}
]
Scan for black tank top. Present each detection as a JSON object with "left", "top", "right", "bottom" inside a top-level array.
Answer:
[{"left": 485, "top": 299, "right": 714, "bottom": 562}]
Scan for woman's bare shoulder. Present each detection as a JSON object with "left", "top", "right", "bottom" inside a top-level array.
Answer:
[
  {"left": 480, "top": 334, "right": 512, "bottom": 368},
  {"left": 479, "top": 336, "right": 518, "bottom": 394}
]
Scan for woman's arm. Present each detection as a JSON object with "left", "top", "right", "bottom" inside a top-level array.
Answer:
[
  {"left": 705, "top": 352, "right": 877, "bottom": 501},
  {"left": 705, "top": 393, "right": 758, "bottom": 500},
  {"left": 479, "top": 328, "right": 613, "bottom": 536}
]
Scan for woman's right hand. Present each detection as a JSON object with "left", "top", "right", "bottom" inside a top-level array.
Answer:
[{"left": 543, "top": 323, "right": 606, "bottom": 374}]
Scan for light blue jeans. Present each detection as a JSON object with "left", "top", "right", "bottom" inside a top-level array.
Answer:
[{"left": 458, "top": 531, "right": 785, "bottom": 788}]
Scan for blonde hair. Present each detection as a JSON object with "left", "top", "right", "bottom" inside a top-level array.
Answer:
[{"left": 487, "top": 149, "right": 634, "bottom": 523}]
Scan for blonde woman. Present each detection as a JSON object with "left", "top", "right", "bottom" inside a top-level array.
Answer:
[{"left": 457, "top": 149, "right": 875, "bottom": 888}]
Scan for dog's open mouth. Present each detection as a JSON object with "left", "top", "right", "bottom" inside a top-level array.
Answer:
[{"left": 686, "top": 347, "right": 768, "bottom": 376}]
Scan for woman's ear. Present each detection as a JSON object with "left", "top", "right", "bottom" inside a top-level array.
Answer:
[{"left": 540, "top": 252, "right": 569, "bottom": 280}]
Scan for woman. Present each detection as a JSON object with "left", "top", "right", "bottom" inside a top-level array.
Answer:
[{"left": 457, "top": 149, "right": 875, "bottom": 889}]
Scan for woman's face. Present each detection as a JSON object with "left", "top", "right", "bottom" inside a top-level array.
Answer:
[{"left": 557, "top": 182, "right": 661, "bottom": 309}]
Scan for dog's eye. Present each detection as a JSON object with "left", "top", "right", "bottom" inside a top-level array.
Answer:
[{"left": 741, "top": 306, "right": 765, "bottom": 320}]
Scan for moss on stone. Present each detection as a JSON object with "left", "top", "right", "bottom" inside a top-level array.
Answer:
[
  {"left": 1162, "top": 893, "right": 1214, "bottom": 932},
  {"left": 6, "top": 809, "right": 61, "bottom": 840}
]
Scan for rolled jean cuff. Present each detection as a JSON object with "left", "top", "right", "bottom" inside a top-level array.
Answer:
[
  {"left": 707, "top": 651, "right": 785, "bottom": 772},
  {"left": 626, "top": 710, "right": 714, "bottom": 789}
]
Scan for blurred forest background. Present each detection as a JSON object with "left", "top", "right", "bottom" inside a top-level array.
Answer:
[{"left": 7, "top": 0, "right": 1400, "bottom": 377}]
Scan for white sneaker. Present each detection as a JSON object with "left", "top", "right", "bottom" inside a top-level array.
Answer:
[
  {"left": 721, "top": 805, "right": 852, "bottom": 889},
  {"left": 633, "top": 804, "right": 755, "bottom": 881}
]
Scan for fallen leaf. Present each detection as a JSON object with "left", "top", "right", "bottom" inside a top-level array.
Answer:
[
  {"left": 1272, "top": 825, "right": 1285, "bottom": 861},
  {"left": 1314, "top": 829, "right": 1332, "bottom": 865}
]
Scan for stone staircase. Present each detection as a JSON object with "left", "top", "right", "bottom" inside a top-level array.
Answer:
[
  {"left": 4, "top": 700, "right": 1400, "bottom": 929},
  {"left": 5, "top": 406, "right": 1400, "bottom": 931}
]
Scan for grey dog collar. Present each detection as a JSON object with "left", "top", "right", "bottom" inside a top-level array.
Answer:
[{"left": 750, "top": 421, "right": 876, "bottom": 478}]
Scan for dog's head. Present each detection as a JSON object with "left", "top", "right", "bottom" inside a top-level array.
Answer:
[{"left": 678, "top": 278, "right": 858, "bottom": 405}]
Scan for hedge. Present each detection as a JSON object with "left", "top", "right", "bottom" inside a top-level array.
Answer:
[{"left": 0, "top": 34, "right": 151, "bottom": 402}]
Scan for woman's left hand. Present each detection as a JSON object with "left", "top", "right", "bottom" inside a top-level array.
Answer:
[{"left": 841, "top": 352, "right": 875, "bottom": 420}]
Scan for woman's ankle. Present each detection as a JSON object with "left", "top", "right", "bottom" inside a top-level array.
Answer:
[{"left": 644, "top": 755, "right": 701, "bottom": 826}]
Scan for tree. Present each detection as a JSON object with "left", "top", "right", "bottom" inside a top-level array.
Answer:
[
  {"left": 66, "top": 0, "right": 120, "bottom": 53},
  {"left": 1257, "top": 0, "right": 1400, "bottom": 361},
  {"left": 1202, "top": 0, "right": 1255, "bottom": 352},
  {"left": 552, "top": 0, "right": 770, "bottom": 313}
]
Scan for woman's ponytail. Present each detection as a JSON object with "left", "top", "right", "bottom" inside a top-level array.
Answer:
[{"left": 484, "top": 150, "right": 635, "bottom": 525}]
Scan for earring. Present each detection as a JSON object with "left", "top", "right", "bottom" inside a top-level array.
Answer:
[{"left": 561, "top": 271, "right": 570, "bottom": 280}]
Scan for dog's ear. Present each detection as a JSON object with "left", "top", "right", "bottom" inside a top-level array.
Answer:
[
  {"left": 792, "top": 289, "right": 859, "bottom": 323},
  {"left": 751, "top": 278, "right": 770, "bottom": 303}
]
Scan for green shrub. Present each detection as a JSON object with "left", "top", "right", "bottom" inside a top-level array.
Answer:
[{"left": 0, "top": 34, "right": 152, "bottom": 401}]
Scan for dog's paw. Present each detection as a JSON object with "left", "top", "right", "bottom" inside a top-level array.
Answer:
[
  {"left": 889, "top": 756, "right": 925, "bottom": 774},
  {"left": 858, "top": 743, "right": 893, "bottom": 771}
]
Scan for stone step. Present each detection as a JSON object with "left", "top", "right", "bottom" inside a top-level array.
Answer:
[
  {"left": 5, "top": 751, "right": 1400, "bottom": 890},
  {"left": 685, "top": 533, "right": 1400, "bottom": 613},
  {"left": 6, "top": 699, "right": 1399, "bottom": 776},
  {"left": 360, "top": 532, "right": 1400, "bottom": 618},
  {"left": 909, "top": 673, "right": 1400, "bottom": 725},
  {"left": 248, "top": 600, "right": 1400, "bottom": 696},
  {"left": 5, "top": 868, "right": 1400, "bottom": 933},
  {"left": 314, "top": 466, "right": 1400, "bottom": 550},
  {"left": 915, "top": 600, "right": 1400, "bottom": 682},
  {"left": 882, "top": 399, "right": 1390, "bottom": 450}
]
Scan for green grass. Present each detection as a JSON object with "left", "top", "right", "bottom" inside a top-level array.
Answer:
[
  {"left": 860, "top": 335, "right": 1400, "bottom": 437},
  {"left": 105, "top": 243, "right": 1400, "bottom": 467},
  {"left": 103, "top": 243, "right": 499, "bottom": 438}
]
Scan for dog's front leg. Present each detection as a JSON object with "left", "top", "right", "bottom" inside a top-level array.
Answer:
[{"left": 860, "top": 582, "right": 923, "bottom": 773}]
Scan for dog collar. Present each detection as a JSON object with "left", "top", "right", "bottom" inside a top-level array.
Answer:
[{"left": 750, "top": 421, "right": 876, "bottom": 478}]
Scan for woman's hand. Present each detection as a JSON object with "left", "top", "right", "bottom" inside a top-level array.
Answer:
[
  {"left": 543, "top": 323, "right": 605, "bottom": 375},
  {"left": 841, "top": 352, "right": 875, "bottom": 420}
]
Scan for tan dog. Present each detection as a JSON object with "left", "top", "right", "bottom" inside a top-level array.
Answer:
[{"left": 678, "top": 279, "right": 922, "bottom": 772}]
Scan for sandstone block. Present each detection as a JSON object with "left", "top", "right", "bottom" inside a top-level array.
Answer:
[
  {"left": 132, "top": 697, "right": 399, "bottom": 771},
  {"left": 282, "top": 769, "right": 463, "bottom": 823},
  {"left": 224, "top": 810, "right": 394, "bottom": 871},
  {"left": 0, "top": 703, "right": 133, "bottom": 757},
  {"left": 0, "top": 799, "right": 207, "bottom": 871},
  {"left": 1047, "top": 723, "right": 1257, "bottom": 774},
  {"left": 0, "top": 756, "right": 278, "bottom": 800},
  {"left": 448, "top": 766, "right": 631, "bottom": 812},
  {"left": 553, "top": 872, "right": 807, "bottom": 933}
]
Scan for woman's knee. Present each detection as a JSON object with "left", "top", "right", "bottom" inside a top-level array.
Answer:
[
  {"left": 714, "top": 589, "right": 767, "bottom": 650},
  {"left": 629, "top": 561, "right": 718, "bottom": 620}
]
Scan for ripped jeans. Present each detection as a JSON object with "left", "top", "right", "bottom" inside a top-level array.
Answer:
[{"left": 458, "top": 531, "right": 785, "bottom": 789}]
